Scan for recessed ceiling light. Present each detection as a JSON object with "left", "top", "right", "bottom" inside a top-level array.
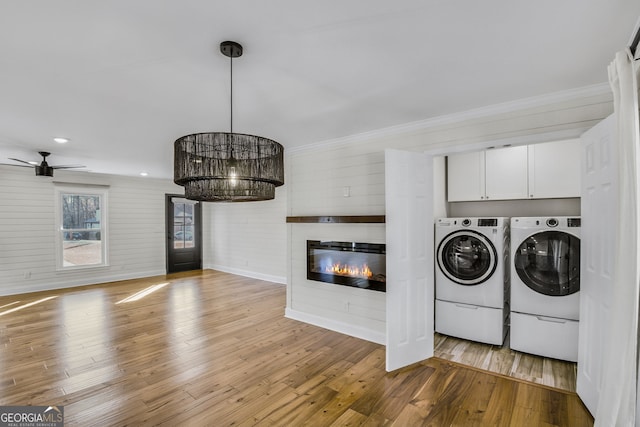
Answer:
[
  {"left": 53, "top": 137, "right": 69, "bottom": 144},
  {"left": 140, "top": 172, "right": 149, "bottom": 177},
  {"left": 28, "top": 161, "right": 39, "bottom": 165}
]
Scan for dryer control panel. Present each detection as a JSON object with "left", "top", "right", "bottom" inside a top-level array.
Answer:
[{"left": 567, "top": 218, "right": 581, "bottom": 227}]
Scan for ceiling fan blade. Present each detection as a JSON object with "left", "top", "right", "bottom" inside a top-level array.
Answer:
[
  {"left": 51, "top": 165, "right": 85, "bottom": 169},
  {"left": 0, "top": 162, "right": 32, "bottom": 168},
  {"left": 8, "top": 158, "right": 36, "bottom": 165}
]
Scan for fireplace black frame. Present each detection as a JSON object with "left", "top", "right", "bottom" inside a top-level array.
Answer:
[{"left": 307, "top": 240, "right": 386, "bottom": 292}]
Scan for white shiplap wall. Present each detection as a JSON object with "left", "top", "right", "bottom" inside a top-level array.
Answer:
[
  {"left": 287, "top": 85, "right": 614, "bottom": 343},
  {"left": 0, "top": 165, "right": 183, "bottom": 296},
  {"left": 202, "top": 185, "right": 287, "bottom": 284},
  {"left": 288, "top": 150, "right": 386, "bottom": 216}
]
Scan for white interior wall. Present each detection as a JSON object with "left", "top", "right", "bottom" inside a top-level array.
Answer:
[
  {"left": 0, "top": 166, "right": 183, "bottom": 296},
  {"left": 433, "top": 156, "right": 448, "bottom": 218},
  {"left": 202, "top": 186, "right": 287, "bottom": 284},
  {"left": 288, "top": 149, "right": 385, "bottom": 216},
  {"left": 448, "top": 198, "right": 581, "bottom": 218}
]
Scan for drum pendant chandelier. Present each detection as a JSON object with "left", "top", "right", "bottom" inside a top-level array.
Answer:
[{"left": 174, "top": 41, "right": 284, "bottom": 202}]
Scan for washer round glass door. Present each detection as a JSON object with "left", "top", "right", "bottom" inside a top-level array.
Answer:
[
  {"left": 437, "top": 230, "right": 497, "bottom": 286},
  {"left": 514, "top": 231, "right": 580, "bottom": 296}
]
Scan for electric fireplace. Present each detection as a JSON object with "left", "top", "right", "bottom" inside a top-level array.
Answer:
[{"left": 307, "top": 240, "right": 386, "bottom": 292}]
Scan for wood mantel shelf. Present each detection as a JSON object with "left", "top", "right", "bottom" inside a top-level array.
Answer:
[{"left": 286, "top": 215, "right": 385, "bottom": 224}]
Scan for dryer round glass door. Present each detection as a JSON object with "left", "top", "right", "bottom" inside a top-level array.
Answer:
[
  {"left": 437, "top": 230, "right": 498, "bottom": 286},
  {"left": 514, "top": 231, "right": 580, "bottom": 296}
]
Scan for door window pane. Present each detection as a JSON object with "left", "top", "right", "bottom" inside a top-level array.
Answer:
[{"left": 173, "top": 201, "right": 195, "bottom": 249}]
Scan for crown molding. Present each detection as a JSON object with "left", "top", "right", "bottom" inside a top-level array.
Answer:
[{"left": 287, "top": 82, "right": 611, "bottom": 155}]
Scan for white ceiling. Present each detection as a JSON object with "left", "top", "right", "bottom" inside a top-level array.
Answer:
[{"left": 1, "top": 1, "right": 638, "bottom": 179}]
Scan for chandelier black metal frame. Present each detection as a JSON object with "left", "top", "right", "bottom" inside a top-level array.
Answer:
[{"left": 174, "top": 41, "right": 284, "bottom": 202}]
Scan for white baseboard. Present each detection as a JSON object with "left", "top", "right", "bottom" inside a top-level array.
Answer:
[
  {"left": 205, "top": 264, "right": 286, "bottom": 285},
  {"left": 285, "top": 307, "right": 386, "bottom": 345}
]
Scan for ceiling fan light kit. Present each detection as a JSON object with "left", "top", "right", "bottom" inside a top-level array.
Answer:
[
  {"left": 173, "top": 41, "right": 284, "bottom": 202},
  {"left": 36, "top": 152, "right": 54, "bottom": 176}
]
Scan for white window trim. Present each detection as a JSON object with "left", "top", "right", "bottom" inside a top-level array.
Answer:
[{"left": 54, "top": 185, "right": 109, "bottom": 271}]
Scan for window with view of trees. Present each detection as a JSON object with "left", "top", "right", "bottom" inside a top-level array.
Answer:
[{"left": 56, "top": 187, "right": 108, "bottom": 269}]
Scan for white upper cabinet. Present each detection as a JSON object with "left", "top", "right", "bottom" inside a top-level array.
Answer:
[
  {"left": 446, "top": 150, "right": 486, "bottom": 201},
  {"left": 528, "top": 139, "right": 581, "bottom": 199},
  {"left": 485, "top": 145, "right": 529, "bottom": 200},
  {"left": 447, "top": 146, "right": 528, "bottom": 201},
  {"left": 447, "top": 140, "right": 581, "bottom": 202}
]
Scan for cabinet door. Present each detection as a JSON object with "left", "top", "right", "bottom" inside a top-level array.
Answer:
[
  {"left": 485, "top": 145, "right": 528, "bottom": 200},
  {"left": 447, "top": 151, "right": 485, "bottom": 201},
  {"left": 528, "top": 139, "right": 581, "bottom": 198}
]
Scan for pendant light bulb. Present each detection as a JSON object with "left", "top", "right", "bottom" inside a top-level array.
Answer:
[{"left": 229, "top": 166, "right": 237, "bottom": 186}]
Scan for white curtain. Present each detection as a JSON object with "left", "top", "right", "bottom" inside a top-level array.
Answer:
[{"left": 595, "top": 49, "right": 640, "bottom": 426}]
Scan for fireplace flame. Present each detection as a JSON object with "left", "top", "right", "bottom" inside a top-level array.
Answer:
[{"left": 326, "top": 263, "right": 373, "bottom": 279}]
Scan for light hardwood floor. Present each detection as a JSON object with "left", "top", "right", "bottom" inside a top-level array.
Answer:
[
  {"left": 434, "top": 333, "right": 577, "bottom": 392},
  {"left": 0, "top": 270, "right": 592, "bottom": 426}
]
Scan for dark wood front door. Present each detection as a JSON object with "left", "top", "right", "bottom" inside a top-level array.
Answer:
[{"left": 166, "top": 194, "right": 202, "bottom": 273}]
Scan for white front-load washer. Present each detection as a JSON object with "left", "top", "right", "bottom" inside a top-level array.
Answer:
[
  {"left": 435, "top": 217, "right": 509, "bottom": 345},
  {"left": 510, "top": 216, "right": 581, "bottom": 362}
]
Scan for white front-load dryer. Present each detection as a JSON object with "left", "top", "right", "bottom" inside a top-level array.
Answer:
[
  {"left": 435, "top": 217, "right": 509, "bottom": 345},
  {"left": 510, "top": 216, "right": 581, "bottom": 362}
]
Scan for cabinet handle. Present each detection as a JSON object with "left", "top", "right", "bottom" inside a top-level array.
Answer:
[{"left": 530, "top": 194, "right": 534, "bottom": 198}]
